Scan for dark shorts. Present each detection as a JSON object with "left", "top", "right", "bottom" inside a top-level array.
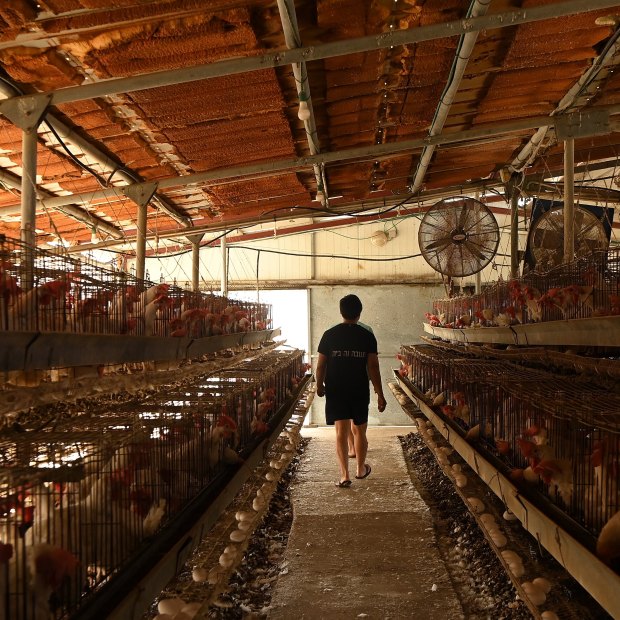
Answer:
[{"left": 325, "top": 399, "right": 369, "bottom": 426}]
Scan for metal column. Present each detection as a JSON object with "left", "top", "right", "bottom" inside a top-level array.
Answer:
[
  {"left": 563, "top": 137, "right": 575, "bottom": 263},
  {"left": 124, "top": 183, "right": 158, "bottom": 283},
  {"left": 135, "top": 202, "right": 147, "bottom": 282},
  {"left": 188, "top": 234, "right": 204, "bottom": 293},
  {"left": 221, "top": 235, "right": 228, "bottom": 298},
  {"left": 510, "top": 190, "right": 520, "bottom": 279}
]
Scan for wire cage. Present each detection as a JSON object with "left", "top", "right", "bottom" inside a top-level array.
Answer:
[
  {"left": 431, "top": 248, "right": 620, "bottom": 327},
  {"left": 0, "top": 348, "right": 307, "bottom": 619},
  {"left": 0, "top": 234, "right": 272, "bottom": 338},
  {"left": 399, "top": 344, "right": 620, "bottom": 551}
]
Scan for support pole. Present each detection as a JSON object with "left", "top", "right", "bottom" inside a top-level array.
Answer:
[
  {"left": 192, "top": 240, "right": 200, "bottom": 293},
  {"left": 135, "top": 202, "right": 147, "bottom": 282},
  {"left": 21, "top": 127, "right": 38, "bottom": 290},
  {"left": 186, "top": 233, "right": 204, "bottom": 293},
  {"left": 564, "top": 137, "right": 575, "bottom": 264},
  {"left": 510, "top": 188, "right": 520, "bottom": 279},
  {"left": 221, "top": 235, "right": 228, "bottom": 298}
]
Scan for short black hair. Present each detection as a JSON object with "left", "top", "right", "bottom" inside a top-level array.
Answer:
[{"left": 340, "top": 294, "right": 363, "bottom": 320}]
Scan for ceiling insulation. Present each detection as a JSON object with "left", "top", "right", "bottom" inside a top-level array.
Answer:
[{"left": 0, "top": 0, "right": 619, "bottom": 254}]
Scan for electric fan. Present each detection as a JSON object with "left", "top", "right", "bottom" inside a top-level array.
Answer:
[
  {"left": 527, "top": 205, "right": 609, "bottom": 271},
  {"left": 418, "top": 196, "right": 500, "bottom": 277}
]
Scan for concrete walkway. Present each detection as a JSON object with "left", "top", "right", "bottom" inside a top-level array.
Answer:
[{"left": 268, "top": 426, "right": 463, "bottom": 620}]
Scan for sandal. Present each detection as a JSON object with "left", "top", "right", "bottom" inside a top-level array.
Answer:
[
  {"left": 355, "top": 464, "right": 372, "bottom": 479},
  {"left": 335, "top": 479, "right": 352, "bottom": 488}
]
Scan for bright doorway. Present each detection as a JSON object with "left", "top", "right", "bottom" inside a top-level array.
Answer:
[{"left": 230, "top": 289, "right": 310, "bottom": 361}]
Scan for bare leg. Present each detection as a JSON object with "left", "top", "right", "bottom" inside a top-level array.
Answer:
[
  {"left": 335, "top": 420, "right": 351, "bottom": 483},
  {"left": 347, "top": 420, "right": 356, "bottom": 458},
  {"left": 352, "top": 422, "right": 369, "bottom": 478}
]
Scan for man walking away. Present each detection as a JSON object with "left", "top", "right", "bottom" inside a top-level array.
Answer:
[{"left": 315, "top": 294, "right": 387, "bottom": 487}]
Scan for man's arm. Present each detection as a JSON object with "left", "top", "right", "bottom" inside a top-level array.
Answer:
[
  {"left": 315, "top": 352, "right": 327, "bottom": 397},
  {"left": 367, "top": 352, "right": 386, "bottom": 412}
]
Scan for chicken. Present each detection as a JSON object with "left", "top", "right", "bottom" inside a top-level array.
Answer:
[
  {"left": 474, "top": 308, "right": 494, "bottom": 326},
  {"left": 9, "top": 279, "right": 69, "bottom": 331},
  {"left": 453, "top": 392, "right": 470, "bottom": 424},
  {"left": 140, "top": 283, "right": 169, "bottom": 308},
  {"left": 591, "top": 438, "right": 619, "bottom": 522},
  {"left": 179, "top": 307, "right": 207, "bottom": 338},
  {"left": 525, "top": 297, "right": 542, "bottom": 322},
  {"left": 208, "top": 414, "right": 241, "bottom": 468},
  {"left": 495, "top": 438, "right": 511, "bottom": 456},
  {"left": 29, "top": 543, "right": 79, "bottom": 619},
  {"left": 424, "top": 312, "right": 441, "bottom": 327},
  {"left": 494, "top": 311, "right": 512, "bottom": 327},
  {"left": 251, "top": 416, "right": 269, "bottom": 436},
  {"left": 454, "top": 314, "right": 472, "bottom": 328},
  {"left": 144, "top": 294, "right": 169, "bottom": 336},
  {"left": 597, "top": 510, "right": 620, "bottom": 565},
  {"left": 540, "top": 286, "right": 578, "bottom": 318},
  {"left": 533, "top": 458, "right": 573, "bottom": 504},
  {"left": 0, "top": 541, "right": 13, "bottom": 620}
]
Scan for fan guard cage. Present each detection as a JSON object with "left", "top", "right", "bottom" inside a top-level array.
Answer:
[
  {"left": 418, "top": 196, "right": 500, "bottom": 277},
  {"left": 528, "top": 205, "right": 609, "bottom": 272}
]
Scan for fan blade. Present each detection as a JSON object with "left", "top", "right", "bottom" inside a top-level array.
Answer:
[
  {"left": 425, "top": 235, "right": 453, "bottom": 252},
  {"left": 462, "top": 239, "right": 490, "bottom": 262},
  {"left": 457, "top": 201, "right": 470, "bottom": 230}
]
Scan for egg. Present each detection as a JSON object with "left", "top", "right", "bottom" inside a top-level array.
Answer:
[
  {"left": 157, "top": 598, "right": 185, "bottom": 616},
  {"left": 181, "top": 602, "right": 202, "bottom": 618},
  {"left": 503, "top": 510, "right": 518, "bottom": 521},
  {"left": 452, "top": 464, "right": 462, "bottom": 473},
  {"left": 208, "top": 566, "right": 224, "bottom": 585},
  {"left": 219, "top": 553, "right": 234, "bottom": 568},
  {"left": 540, "top": 612, "right": 559, "bottom": 620},
  {"left": 235, "top": 511, "right": 254, "bottom": 522},
  {"left": 253, "top": 497, "right": 265, "bottom": 511},
  {"left": 230, "top": 529, "right": 246, "bottom": 543},
  {"left": 532, "top": 577, "right": 552, "bottom": 593},
  {"left": 454, "top": 474, "right": 467, "bottom": 487},
  {"left": 507, "top": 562, "right": 524, "bottom": 577},
  {"left": 490, "top": 533, "right": 507, "bottom": 548},
  {"left": 467, "top": 497, "right": 485, "bottom": 513},
  {"left": 501, "top": 550, "right": 519, "bottom": 562},
  {"left": 522, "top": 581, "right": 546, "bottom": 606},
  {"left": 192, "top": 567, "right": 208, "bottom": 582}
]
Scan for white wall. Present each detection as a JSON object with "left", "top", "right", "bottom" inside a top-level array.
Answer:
[{"left": 307, "top": 283, "right": 444, "bottom": 427}]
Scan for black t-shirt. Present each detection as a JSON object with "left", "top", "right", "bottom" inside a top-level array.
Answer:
[{"left": 317, "top": 323, "right": 378, "bottom": 403}]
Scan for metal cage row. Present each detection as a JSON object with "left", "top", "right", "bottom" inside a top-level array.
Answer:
[
  {"left": 0, "top": 235, "right": 271, "bottom": 337},
  {"left": 431, "top": 249, "right": 620, "bottom": 328},
  {"left": 399, "top": 344, "right": 620, "bottom": 546},
  {"left": 0, "top": 349, "right": 308, "bottom": 619}
]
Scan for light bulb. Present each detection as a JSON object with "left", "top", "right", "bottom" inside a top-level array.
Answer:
[{"left": 298, "top": 99, "right": 311, "bottom": 121}]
